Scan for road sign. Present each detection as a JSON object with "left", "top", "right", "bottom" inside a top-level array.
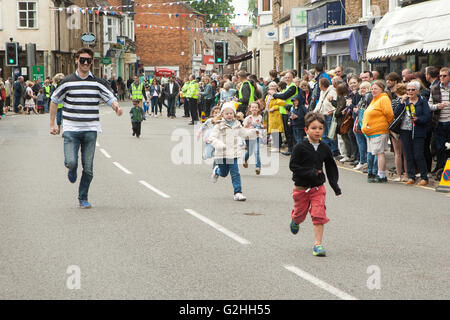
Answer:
[
  {"left": 436, "top": 159, "right": 450, "bottom": 192},
  {"left": 32, "top": 65, "right": 45, "bottom": 81}
]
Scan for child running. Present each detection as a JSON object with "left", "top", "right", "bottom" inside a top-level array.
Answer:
[
  {"left": 130, "top": 99, "right": 145, "bottom": 138},
  {"left": 243, "top": 102, "right": 264, "bottom": 175},
  {"left": 289, "top": 112, "right": 342, "bottom": 256},
  {"left": 209, "top": 102, "right": 256, "bottom": 201},
  {"left": 197, "top": 106, "right": 221, "bottom": 161}
]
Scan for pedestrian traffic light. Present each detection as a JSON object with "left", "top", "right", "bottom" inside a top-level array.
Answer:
[
  {"left": 5, "top": 42, "right": 19, "bottom": 67},
  {"left": 214, "top": 41, "right": 225, "bottom": 64}
]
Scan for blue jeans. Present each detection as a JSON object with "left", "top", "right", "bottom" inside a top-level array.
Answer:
[
  {"left": 63, "top": 131, "right": 97, "bottom": 201},
  {"left": 151, "top": 96, "right": 159, "bottom": 114},
  {"left": 355, "top": 132, "right": 367, "bottom": 164},
  {"left": 215, "top": 158, "right": 242, "bottom": 194},
  {"left": 322, "top": 115, "right": 339, "bottom": 154},
  {"left": 400, "top": 130, "right": 428, "bottom": 180},
  {"left": 143, "top": 101, "right": 149, "bottom": 113},
  {"left": 244, "top": 138, "right": 261, "bottom": 169},
  {"left": 44, "top": 99, "right": 49, "bottom": 113},
  {"left": 292, "top": 126, "right": 305, "bottom": 144},
  {"left": 367, "top": 152, "right": 378, "bottom": 175}
]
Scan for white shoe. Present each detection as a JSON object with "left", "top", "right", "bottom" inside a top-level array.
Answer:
[
  {"left": 393, "top": 177, "right": 401, "bottom": 182},
  {"left": 233, "top": 193, "right": 246, "bottom": 201},
  {"left": 340, "top": 156, "right": 351, "bottom": 163},
  {"left": 211, "top": 165, "right": 219, "bottom": 183},
  {"left": 353, "top": 163, "right": 364, "bottom": 170},
  {"left": 270, "top": 148, "right": 280, "bottom": 152}
]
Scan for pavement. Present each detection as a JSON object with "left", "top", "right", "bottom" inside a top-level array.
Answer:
[{"left": 0, "top": 101, "right": 449, "bottom": 300}]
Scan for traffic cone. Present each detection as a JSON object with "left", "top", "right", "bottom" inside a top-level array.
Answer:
[{"left": 436, "top": 159, "right": 450, "bottom": 193}]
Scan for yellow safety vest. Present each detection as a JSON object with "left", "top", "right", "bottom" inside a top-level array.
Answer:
[
  {"left": 131, "top": 82, "right": 144, "bottom": 100},
  {"left": 182, "top": 81, "right": 190, "bottom": 99},
  {"left": 279, "top": 82, "right": 298, "bottom": 114},
  {"left": 44, "top": 85, "right": 51, "bottom": 98},
  {"left": 53, "top": 84, "right": 63, "bottom": 109},
  {"left": 238, "top": 81, "right": 255, "bottom": 105},
  {"left": 188, "top": 81, "right": 199, "bottom": 100}
]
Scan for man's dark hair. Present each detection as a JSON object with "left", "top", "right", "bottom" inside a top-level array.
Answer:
[
  {"left": 385, "top": 72, "right": 401, "bottom": 82},
  {"left": 363, "top": 70, "right": 373, "bottom": 78},
  {"left": 315, "top": 63, "right": 324, "bottom": 73},
  {"left": 269, "top": 69, "right": 278, "bottom": 78},
  {"left": 304, "top": 111, "right": 325, "bottom": 128},
  {"left": 425, "top": 66, "right": 439, "bottom": 78},
  {"left": 319, "top": 78, "right": 330, "bottom": 88},
  {"left": 75, "top": 47, "right": 94, "bottom": 58}
]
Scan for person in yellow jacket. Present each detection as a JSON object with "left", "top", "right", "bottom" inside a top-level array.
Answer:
[
  {"left": 181, "top": 77, "right": 190, "bottom": 117},
  {"left": 362, "top": 80, "right": 394, "bottom": 183},
  {"left": 266, "top": 82, "right": 285, "bottom": 152},
  {"left": 186, "top": 75, "right": 199, "bottom": 125}
]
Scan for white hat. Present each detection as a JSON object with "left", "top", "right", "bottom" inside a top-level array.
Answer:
[{"left": 221, "top": 102, "right": 236, "bottom": 114}]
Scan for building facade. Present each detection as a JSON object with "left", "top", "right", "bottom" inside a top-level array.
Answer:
[{"left": 134, "top": 0, "right": 205, "bottom": 79}]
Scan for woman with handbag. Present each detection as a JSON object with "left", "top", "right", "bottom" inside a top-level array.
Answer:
[
  {"left": 394, "top": 81, "right": 431, "bottom": 186},
  {"left": 334, "top": 83, "right": 355, "bottom": 163},
  {"left": 389, "top": 84, "right": 408, "bottom": 182},
  {"left": 361, "top": 81, "right": 394, "bottom": 183}
]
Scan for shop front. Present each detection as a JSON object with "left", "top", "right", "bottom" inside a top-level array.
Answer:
[
  {"left": 279, "top": 19, "right": 306, "bottom": 72},
  {"left": 366, "top": 0, "right": 450, "bottom": 74}
]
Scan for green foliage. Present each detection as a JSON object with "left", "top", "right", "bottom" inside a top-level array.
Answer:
[
  {"left": 248, "top": 0, "right": 257, "bottom": 27},
  {"left": 189, "top": 0, "right": 236, "bottom": 27}
]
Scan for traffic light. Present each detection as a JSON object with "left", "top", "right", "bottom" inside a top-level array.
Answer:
[
  {"left": 5, "top": 42, "right": 19, "bottom": 67},
  {"left": 214, "top": 41, "right": 225, "bottom": 64}
]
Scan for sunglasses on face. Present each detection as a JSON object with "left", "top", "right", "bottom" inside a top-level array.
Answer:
[
  {"left": 406, "top": 89, "right": 416, "bottom": 92},
  {"left": 439, "top": 74, "right": 449, "bottom": 78},
  {"left": 79, "top": 57, "right": 93, "bottom": 65}
]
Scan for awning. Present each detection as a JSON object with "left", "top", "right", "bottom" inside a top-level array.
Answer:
[
  {"left": 227, "top": 51, "right": 253, "bottom": 65},
  {"left": 366, "top": 0, "right": 450, "bottom": 60},
  {"left": 310, "top": 28, "right": 364, "bottom": 64}
]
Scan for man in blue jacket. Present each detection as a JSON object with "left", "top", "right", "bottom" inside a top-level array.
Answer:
[{"left": 310, "top": 64, "right": 332, "bottom": 110}]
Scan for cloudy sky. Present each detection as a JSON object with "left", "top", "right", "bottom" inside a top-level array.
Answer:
[{"left": 231, "top": 0, "right": 251, "bottom": 26}]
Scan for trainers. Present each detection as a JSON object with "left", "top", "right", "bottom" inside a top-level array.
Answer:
[
  {"left": 290, "top": 219, "right": 299, "bottom": 235},
  {"left": 211, "top": 165, "right": 219, "bottom": 183},
  {"left": 339, "top": 156, "right": 351, "bottom": 163},
  {"left": 255, "top": 168, "right": 261, "bottom": 175},
  {"left": 313, "top": 244, "right": 326, "bottom": 256},
  {"left": 79, "top": 200, "right": 91, "bottom": 209},
  {"left": 68, "top": 169, "right": 77, "bottom": 183},
  {"left": 405, "top": 179, "right": 415, "bottom": 185},
  {"left": 233, "top": 193, "right": 247, "bottom": 201},
  {"left": 374, "top": 176, "right": 388, "bottom": 183},
  {"left": 367, "top": 173, "right": 376, "bottom": 183},
  {"left": 353, "top": 162, "right": 364, "bottom": 170},
  {"left": 417, "top": 179, "right": 428, "bottom": 186}
]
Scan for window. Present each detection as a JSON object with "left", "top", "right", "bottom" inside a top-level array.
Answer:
[
  {"left": 389, "top": 0, "right": 401, "bottom": 11},
  {"left": 107, "top": 18, "right": 113, "bottom": 42},
  {"left": 130, "top": 20, "right": 134, "bottom": 41},
  {"left": 17, "top": 1, "right": 38, "bottom": 29},
  {"left": 89, "top": 14, "right": 95, "bottom": 33},
  {"left": 362, "top": 0, "right": 372, "bottom": 18},
  {"left": 262, "top": 0, "right": 271, "bottom": 12},
  {"left": 193, "top": 40, "right": 197, "bottom": 55}
]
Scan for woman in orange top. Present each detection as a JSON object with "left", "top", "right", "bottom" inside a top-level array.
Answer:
[{"left": 362, "top": 81, "right": 394, "bottom": 183}]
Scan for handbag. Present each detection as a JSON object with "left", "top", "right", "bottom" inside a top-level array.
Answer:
[
  {"left": 339, "top": 112, "right": 353, "bottom": 134},
  {"left": 388, "top": 105, "right": 406, "bottom": 134},
  {"left": 327, "top": 112, "right": 338, "bottom": 140}
]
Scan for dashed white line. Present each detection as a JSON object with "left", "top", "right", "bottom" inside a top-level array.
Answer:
[
  {"left": 139, "top": 180, "right": 171, "bottom": 199},
  {"left": 184, "top": 209, "right": 251, "bottom": 245},
  {"left": 99, "top": 148, "right": 111, "bottom": 158},
  {"left": 113, "top": 162, "right": 132, "bottom": 174},
  {"left": 284, "top": 265, "right": 358, "bottom": 300}
]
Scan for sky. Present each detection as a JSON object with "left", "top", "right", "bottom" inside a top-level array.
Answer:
[{"left": 231, "top": 0, "right": 251, "bottom": 26}]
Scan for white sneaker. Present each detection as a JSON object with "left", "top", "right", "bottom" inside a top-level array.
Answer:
[
  {"left": 340, "top": 156, "right": 351, "bottom": 163},
  {"left": 353, "top": 162, "right": 364, "bottom": 170},
  {"left": 233, "top": 193, "right": 246, "bottom": 201},
  {"left": 211, "top": 165, "right": 219, "bottom": 183},
  {"left": 393, "top": 177, "right": 401, "bottom": 182}
]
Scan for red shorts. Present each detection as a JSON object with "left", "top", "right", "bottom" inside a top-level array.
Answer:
[{"left": 291, "top": 185, "right": 329, "bottom": 225}]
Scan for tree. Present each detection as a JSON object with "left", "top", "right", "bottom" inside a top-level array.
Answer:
[
  {"left": 248, "top": 0, "right": 257, "bottom": 27},
  {"left": 189, "top": 0, "right": 235, "bottom": 27}
]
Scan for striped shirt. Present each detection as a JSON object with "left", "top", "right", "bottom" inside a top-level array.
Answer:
[
  {"left": 51, "top": 71, "right": 117, "bottom": 132},
  {"left": 428, "top": 82, "right": 450, "bottom": 123}
]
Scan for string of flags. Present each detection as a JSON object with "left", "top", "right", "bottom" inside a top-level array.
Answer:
[{"left": 135, "top": 24, "right": 252, "bottom": 33}]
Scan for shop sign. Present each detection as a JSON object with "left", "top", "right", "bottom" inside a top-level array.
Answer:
[{"left": 101, "top": 57, "right": 112, "bottom": 65}]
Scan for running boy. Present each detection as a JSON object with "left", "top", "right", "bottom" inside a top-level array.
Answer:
[
  {"left": 289, "top": 112, "right": 342, "bottom": 256},
  {"left": 130, "top": 99, "right": 144, "bottom": 138}
]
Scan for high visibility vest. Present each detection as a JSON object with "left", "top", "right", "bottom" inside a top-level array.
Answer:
[
  {"left": 131, "top": 82, "right": 144, "bottom": 100},
  {"left": 53, "top": 84, "right": 63, "bottom": 109},
  {"left": 188, "top": 81, "right": 199, "bottom": 100},
  {"left": 44, "top": 85, "right": 51, "bottom": 98},
  {"left": 279, "top": 82, "right": 298, "bottom": 114},
  {"left": 238, "top": 81, "right": 255, "bottom": 105},
  {"left": 182, "top": 82, "right": 190, "bottom": 99}
]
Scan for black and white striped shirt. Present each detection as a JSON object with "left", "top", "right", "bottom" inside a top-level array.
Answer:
[{"left": 51, "top": 71, "right": 117, "bottom": 132}]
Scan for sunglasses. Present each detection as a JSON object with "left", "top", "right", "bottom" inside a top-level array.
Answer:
[
  {"left": 406, "top": 89, "right": 416, "bottom": 92},
  {"left": 79, "top": 57, "right": 93, "bottom": 65},
  {"left": 439, "top": 74, "right": 449, "bottom": 78}
]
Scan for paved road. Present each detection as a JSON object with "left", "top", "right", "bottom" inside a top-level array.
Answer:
[{"left": 1, "top": 102, "right": 449, "bottom": 300}]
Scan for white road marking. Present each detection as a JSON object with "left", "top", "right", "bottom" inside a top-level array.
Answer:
[
  {"left": 139, "top": 180, "right": 171, "bottom": 199},
  {"left": 284, "top": 265, "right": 358, "bottom": 300},
  {"left": 99, "top": 148, "right": 111, "bottom": 158},
  {"left": 184, "top": 209, "right": 251, "bottom": 245},
  {"left": 112, "top": 162, "right": 132, "bottom": 174}
]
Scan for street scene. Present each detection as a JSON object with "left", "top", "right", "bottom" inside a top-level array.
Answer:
[{"left": 1, "top": 0, "right": 449, "bottom": 304}]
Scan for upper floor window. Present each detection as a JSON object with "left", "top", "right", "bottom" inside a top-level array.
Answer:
[
  {"left": 107, "top": 18, "right": 113, "bottom": 42},
  {"left": 89, "top": 13, "right": 95, "bottom": 33},
  {"left": 362, "top": 0, "right": 373, "bottom": 18},
  {"left": 261, "top": 0, "right": 271, "bottom": 12},
  {"left": 17, "top": 1, "right": 38, "bottom": 29}
]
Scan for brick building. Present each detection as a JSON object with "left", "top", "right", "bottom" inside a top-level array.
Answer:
[{"left": 134, "top": 0, "right": 205, "bottom": 79}]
